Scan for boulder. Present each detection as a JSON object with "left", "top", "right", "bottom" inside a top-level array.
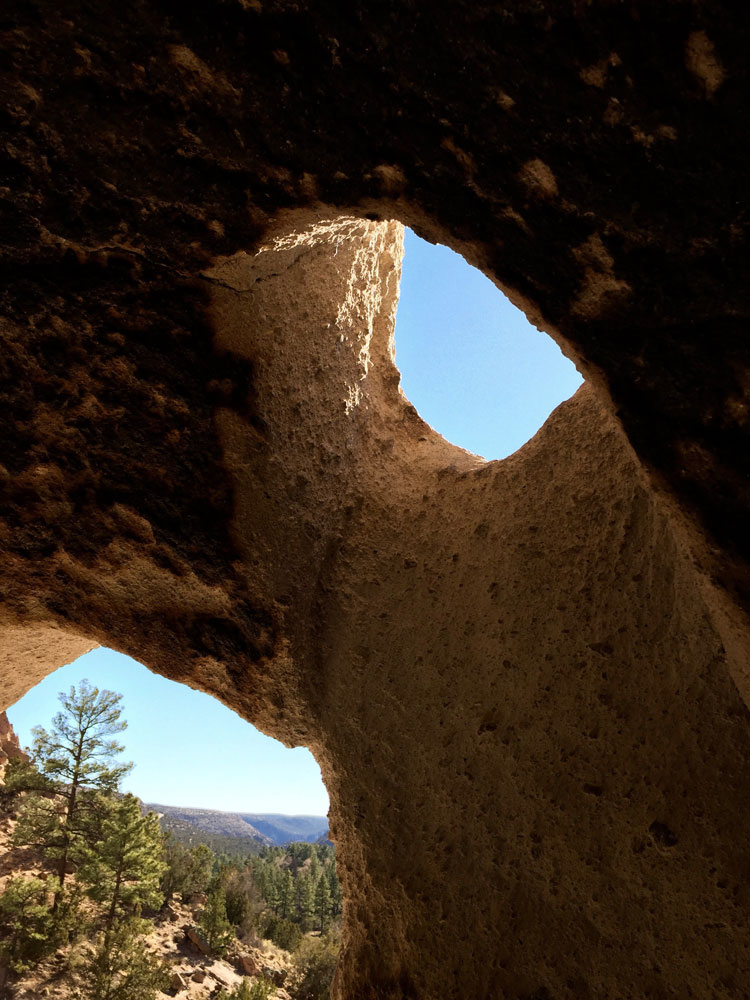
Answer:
[
  {"left": 237, "top": 954, "right": 259, "bottom": 976},
  {"left": 169, "top": 971, "right": 187, "bottom": 991},
  {"left": 184, "top": 927, "right": 211, "bottom": 956}
]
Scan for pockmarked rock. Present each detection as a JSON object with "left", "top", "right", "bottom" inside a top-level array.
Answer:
[{"left": 2, "top": 3, "right": 750, "bottom": 999}]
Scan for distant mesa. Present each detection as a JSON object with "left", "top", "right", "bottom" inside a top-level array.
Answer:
[{"left": 148, "top": 802, "right": 329, "bottom": 851}]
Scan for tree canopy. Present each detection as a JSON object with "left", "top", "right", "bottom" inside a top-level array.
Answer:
[{"left": 15, "top": 679, "right": 133, "bottom": 896}]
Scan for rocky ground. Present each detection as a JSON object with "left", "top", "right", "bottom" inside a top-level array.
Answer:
[{"left": 0, "top": 806, "right": 294, "bottom": 1000}]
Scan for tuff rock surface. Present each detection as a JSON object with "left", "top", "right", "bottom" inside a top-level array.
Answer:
[
  {"left": 0, "top": 711, "right": 27, "bottom": 771},
  {"left": 2, "top": 2, "right": 750, "bottom": 998}
]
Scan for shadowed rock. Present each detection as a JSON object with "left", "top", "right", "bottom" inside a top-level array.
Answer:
[{"left": 2, "top": 3, "right": 750, "bottom": 997}]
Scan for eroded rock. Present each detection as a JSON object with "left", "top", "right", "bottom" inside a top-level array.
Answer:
[
  {"left": 0, "top": 712, "right": 26, "bottom": 764},
  {"left": 2, "top": 3, "right": 750, "bottom": 999}
]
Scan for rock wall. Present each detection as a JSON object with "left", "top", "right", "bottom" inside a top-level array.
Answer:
[
  {"left": 2, "top": 3, "right": 750, "bottom": 998},
  {"left": 0, "top": 711, "right": 27, "bottom": 771}
]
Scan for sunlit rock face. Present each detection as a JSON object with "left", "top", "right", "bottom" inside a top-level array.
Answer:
[
  {"left": 2, "top": 3, "right": 750, "bottom": 997},
  {"left": 0, "top": 711, "right": 28, "bottom": 773}
]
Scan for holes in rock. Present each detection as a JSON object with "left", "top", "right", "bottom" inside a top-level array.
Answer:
[
  {"left": 649, "top": 820, "right": 678, "bottom": 848},
  {"left": 2, "top": 648, "right": 338, "bottom": 990},
  {"left": 395, "top": 229, "right": 583, "bottom": 460}
]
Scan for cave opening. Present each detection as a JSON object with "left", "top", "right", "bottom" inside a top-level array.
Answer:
[
  {"left": 394, "top": 228, "right": 583, "bottom": 460},
  {"left": 6, "top": 647, "right": 329, "bottom": 821},
  {"left": 2, "top": 648, "right": 337, "bottom": 991}
]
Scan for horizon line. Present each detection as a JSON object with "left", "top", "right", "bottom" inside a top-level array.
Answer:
[{"left": 143, "top": 799, "right": 329, "bottom": 819}]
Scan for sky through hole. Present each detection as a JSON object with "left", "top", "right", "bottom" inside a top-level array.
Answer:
[{"left": 395, "top": 229, "right": 583, "bottom": 460}]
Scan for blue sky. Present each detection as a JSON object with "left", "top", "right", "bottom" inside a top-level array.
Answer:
[
  {"left": 396, "top": 228, "right": 582, "bottom": 460},
  {"left": 6, "top": 229, "right": 581, "bottom": 816},
  {"left": 7, "top": 649, "right": 330, "bottom": 816}
]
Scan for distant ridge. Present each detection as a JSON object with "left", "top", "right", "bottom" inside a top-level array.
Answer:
[
  {"left": 239, "top": 813, "right": 329, "bottom": 845},
  {"left": 148, "top": 803, "right": 329, "bottom": 850}
]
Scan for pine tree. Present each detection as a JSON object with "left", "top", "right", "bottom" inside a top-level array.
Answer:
[
  {"left": 83, "top": 917, "right": 170, "bottom": 1000},
  {"left": 308, "top": 851, "right": 320, "bottom": 887},
  {"left": 252, "top": 861, "right": 268, "bottom": 903},
  {"left": 14, "top": 680, "right": 132, "bottom": 898},
  {"left": 0, "top": 757, "right": 52, "bottom": 798},
  {"left": 297, "top": 872, "right": 315, "bottom": 928},
  {"left": 198, "top": 886, "right": 234, "bottom": 955},
  {"left": 327, "top": 860, "right": 342, "bottom": 917},
  {"left": 0, "top": 876, "right": 60, "bottom": 973},
  {"left": 314, "top": 873, "right": 332, "bottom": 932},
  {"left": 265, "top": 868, "right": 281, "bottom": 915},
  {"left": 76, "top": 794, "right": 165, "bottom": 928},
  {"left": 161, "top": 838, "right": 214, "bottom": 901},
  {"left": 216, "top": 978, "right": 274, "bottom": 1000},
  {"left": 279, "top": 869, "right": 294, "bottom": 919},
  {"left": 12, "top": 792, "right": 68, "bottom": 860}
]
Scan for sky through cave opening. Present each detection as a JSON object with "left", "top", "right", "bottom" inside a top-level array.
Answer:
[
  {"left": 6, "top": 647, "right": 330, "bottom": 823},
  {"left": 395, "top": 229, "right": 583, "bottom": 460}
]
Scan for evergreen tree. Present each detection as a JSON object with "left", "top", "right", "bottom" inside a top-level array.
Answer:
[
  {"left": 279, "top": 869, "right": 295, "bottom": 919},
  {"left": 308, "top": 852, "right": 320, "bottom": 887},
  {"left": 12, "top": 792, "right": 68, "bottom": 860},
  {"left": 184, "top": 841, "right": 214, "bottom": 895},
  {"left": 297, "top": 872, "right": 315, "bottom": 927},
  {"left": 327, "top": 861, "right": 342, "bottom": 918},
  {"left": 161, "top": 838, "right": 214, "bottom": 901},
  {"left": 224, "top": 865, "right": 262, "bottom": 932},
  {"left": 287, "top": 842, "right": 313, "bottom": 873},
  {"left": 198, "top": 886, "right": 234, "bottom": 955},
  {"left": 14, "top": 680, "right": 132, "bottom": 897},
  {"left": 251, "top": 860, "right": 268, "bottom": 903},
  {"left": 0, "top": 757, "right": 52, "bottom": 799},
  {"left": 262, "top": 914, "right": 302, "bottom": 952},
  {"left": 265, "top": 868, "right": 281, "bottom": 915},
  {"left": 217, "top": 978, "right": 274, "bottom": 1000},
  {"left": 83, "top": 917, "right": 169, "bottom": 1000},
  {"left": 314, "top": 874, "right": 332, "bottom": 932},
  {"left": 0, "top": 876, "right": 61, "bottom": 973},
  {"left": 76, "top": 794, "right": 165, "bottom": 928}
]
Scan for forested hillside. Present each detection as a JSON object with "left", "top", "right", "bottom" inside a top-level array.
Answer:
[
  {"left": 149, "top": 806, "right": 272, "bottom": 857},
  {"left": 150, "top": 804, "right": 329, "bottom": 852},
  {"left": 238, "top": 815, "right": 329, "bottom": 846}
]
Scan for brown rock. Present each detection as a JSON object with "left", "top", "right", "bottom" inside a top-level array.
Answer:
[
  {"left": 2, "top": 6, "right": 750, "bottom": 1000},
  {"left": 237, "top": 955, "right": 259, "bottom": 976},
  {"left": 169, "top": 971, "right": 187, "bottom": 991},
  {"left": 209, "top": 967, "right": 231, "bottom": 988},
  {"left": 185, "top": 927, "right": 211, "bottom": 956},
  {"left": 0, "top": 711, "right": 28, "bottom": 767},
  {"left": 191, "top": 969, "right": 206, "bottom": 983}
]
